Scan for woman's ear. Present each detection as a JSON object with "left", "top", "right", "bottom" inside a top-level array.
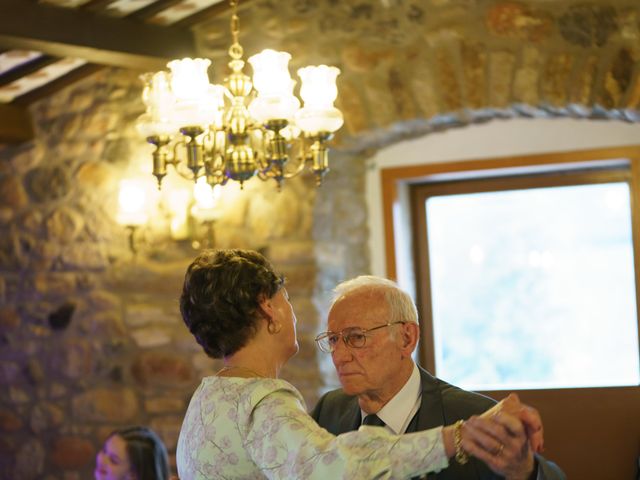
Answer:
[{"left": 257, "top": 295, "right": 273, "bottom": 321}]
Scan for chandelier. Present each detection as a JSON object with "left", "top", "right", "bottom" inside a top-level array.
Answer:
[{"left": 136, "top": 0, "right": 343, "bottom": 191}]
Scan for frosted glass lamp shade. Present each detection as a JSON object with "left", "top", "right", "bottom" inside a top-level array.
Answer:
[
  {"left": 297, "top": 65, "right": 340, "bottom": 109},
  {"left": 137, "top": 71, "right": 177, "bottom": 137},
  {"left": 295, "top": 65, "right": 343, "bottom": 135},
  {"left": 167, "top": 58, "right": 216, "bottom": 127},
  {"left": 248, "top": 50, "right": 294, "bottom": 96},
  {"left": 167, "top": 58, "right": 212, "bottom": 101},
  {"left": 117, "top": 180, "right": 148, "bottom": 226},
  {"left": 248, "top": 49, "right": 300, "bottom": 122}
]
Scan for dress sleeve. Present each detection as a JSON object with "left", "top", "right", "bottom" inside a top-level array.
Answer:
[{"left": 245, "top": 384, "right": 449, "bottom": 479}]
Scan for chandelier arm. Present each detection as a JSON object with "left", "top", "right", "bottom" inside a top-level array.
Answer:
[
  {"left": 256, "top": 170, "right": 270, "bottom": 181},
  {"left": 280, "top": 154, "right": 307, "bottom": 179},
  {"left": 171, "top": 139, "right": 186, "bottom": 167},
  {"left": 254, "top": 130, "right": 270, "bottom": 171}
]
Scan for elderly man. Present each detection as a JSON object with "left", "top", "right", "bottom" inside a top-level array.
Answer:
[{"left": 311, "top": 275, "right": 565, "bottom": 480}]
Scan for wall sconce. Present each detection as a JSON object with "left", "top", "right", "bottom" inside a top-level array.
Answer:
[
  {"left": 117, "top": 179, "right": 149, "bottom": 255},
  {"left": 190, "top": 177, "right": 222, "bottom": 250},
  {"left": 117, "top": 176, "right": 222, "bottom": 255}
]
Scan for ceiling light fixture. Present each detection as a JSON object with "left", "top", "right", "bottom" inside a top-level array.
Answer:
[{"left": 136, "top": 0, "right": 343, "bottom": 191}]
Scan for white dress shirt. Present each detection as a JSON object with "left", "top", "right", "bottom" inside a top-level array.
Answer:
[{"left": 361, "top": 363, "right": 421, "bottom": 434}]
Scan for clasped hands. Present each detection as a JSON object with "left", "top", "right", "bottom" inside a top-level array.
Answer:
[{"left": 461, "top": 393, "right": 543, "bottom": 480}]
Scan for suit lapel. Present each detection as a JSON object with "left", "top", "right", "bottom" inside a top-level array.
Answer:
[
  {"left": 415, "top": 366, "right": 447, "bottom": 431},
  {"left": 339, "top": 397, "right": 362, "bottom": 431}
]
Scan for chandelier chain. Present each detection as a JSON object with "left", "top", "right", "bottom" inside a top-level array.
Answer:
[{"left": 228, "top": 0, "right": 242, "bottom": 60}]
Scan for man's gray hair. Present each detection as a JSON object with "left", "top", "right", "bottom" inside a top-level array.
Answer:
[{"left": 332, "top": 275, "right": 419, "bottom": 325}]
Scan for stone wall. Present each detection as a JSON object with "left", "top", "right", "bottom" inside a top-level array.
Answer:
[
  {"left": 0, "top": 67, "right": 353, "bottom": 478},
  {"left": 197, "top": 0, "right": 640, "bottom": 150},
  {"left": 1, "top": 0, "right": 639, "bottom": 478}
]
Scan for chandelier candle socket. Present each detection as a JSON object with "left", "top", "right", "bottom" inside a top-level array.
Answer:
[{"left": 136, "top": 0, "right": 343, "bottom": 191}]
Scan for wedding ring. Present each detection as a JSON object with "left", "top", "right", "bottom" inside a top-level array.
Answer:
[{"left": 494, "top": 443, "right": 504, "bottom": 456}]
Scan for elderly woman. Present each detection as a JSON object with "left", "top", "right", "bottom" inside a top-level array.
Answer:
[
  {"left": 176, "top": 249, "right": 543, "bottom": 479},
  {"left": 94, "top": 426, "right": 170, "bottom": 480}
]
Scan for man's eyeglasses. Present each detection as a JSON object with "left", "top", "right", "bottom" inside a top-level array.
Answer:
[{"left": 314, "top": 321, "right": 406, "bottom": 353}]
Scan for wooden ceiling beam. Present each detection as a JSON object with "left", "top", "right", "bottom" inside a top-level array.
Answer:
[
  {"left": 173, "top": 1, "right": 231, "bottom": 29},
  {"left": 80, "top": 0, "right": 118, "bottom": 13},
  {"left": 0, "top": 103, "right": 34, "bottom": 143},
  {"left": 0, "top": 0, "right": 196, "bottom": 71},
  {"left": 11, "top": 63, "right": 104, "bottom": 106},
  {"left": 0, "top": 55, "right": 59, "bottom": 87},
  {"left": 129, "top": 0, "right": 184, "bottom": 22}
]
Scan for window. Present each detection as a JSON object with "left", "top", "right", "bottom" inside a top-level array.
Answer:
[{"left": 399, "top": 154, "right": 640, "bottom": 391}]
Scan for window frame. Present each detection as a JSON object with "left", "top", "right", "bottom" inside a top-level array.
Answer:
[{"left": 380, "top": 145, "right": 640, "bottom": 478}]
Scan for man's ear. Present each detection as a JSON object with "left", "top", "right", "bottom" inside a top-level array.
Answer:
[{"left": 400, "top": 322, "right": 419, "bottom": 356}]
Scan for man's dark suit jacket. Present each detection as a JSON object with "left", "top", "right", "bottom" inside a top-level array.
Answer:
[{"left": 311, "top": 366, "right": 565, "bottom": 480}]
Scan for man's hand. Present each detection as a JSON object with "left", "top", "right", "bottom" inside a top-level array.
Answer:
[{"left": 461, "top": 412, "right": 536, "bottom": 480}]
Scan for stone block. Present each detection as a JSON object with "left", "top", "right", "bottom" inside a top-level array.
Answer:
[
  {"left": 363, "top": 74, "right": 399, "bottom": 129},
  {"left": 246, "top": 187, "right": 302, "bottom": 242},
  {"left": 485, "top": 2, "right": 552, "bottom": 42},
  {"left": 569, "top": 55, "right": 598, "bottom": 106},
  {"left": 0, "top": 361, "right": 21, "bottom": 384},
  {"left": 50, "top": 338, "right": 95, "bottom": 379},
  {"left": 49, "top": 436, "right": 94, "bottom": 469},
  {"left": 14, "top": 438, "right": 45, "bottom": 480},
  {"left": 0, "top": 175, "right": 28, "bottom": 210},
  {"left": 0, "top": 306, "right": 20, "bottom": 331},
  {"left": 124, "top": 304, "right": 179, "bottom": 328},
  {"left": 410, "top": 64, "right": 440, "bottom": 120},
  {"left": 278, "top": 263, "right": 317, "bottom": 296},
  {"left": 626, "top": 76, "right": 640, "bottom": 109},
  {"left": 433, "top": 42, "right": 464, "bottom": 112},
  {"left": 25, "top": 166, "right": 71, "bottom": 203},
  {"left": 149, "top": 415, "right": 183, "bottom": 451},
  {"left": 541, "top": 53, "right": 573, "bottom": 107},
  {"left": 31, "top": 273, "right": 76, "bottom": 297},
  {"left": 0, "top": 407, "right": 22, "bottom": 431},
  {"left": 145, "top": 397, "right": 185, "bottom": 414},
  {"left": 131, "top": 326, "right": 172, "bottom": 348},
  {"left": 488, "top": 50, "right": 516, "bottom": 108},
  {"left": 268, "top": 241, "right": 315, "bottom": 264},
  {"left": 461, "top": 42, "right": 487, "bottom": 110},
  {"left": 131, "top": 351, "right": 195, "bottom": 388},
  {"left": 60, "top": 243, "right": 109, "bottom": 270},
  {"left": 388, "top": 67, "right": 418, "bottom": 121},
  {"left": 45, "top": 207, "right": 84, "bottom": 243},
  {"left": 335, "top": 78, "right": 369, "bottom": 135},
  {"left": 600, "top": 47, "right": 634, "bottom": 109},
  {"left": 558, "top": 4, "right": 617, "bottom": 48},
  {"left": 76, "top": 161, "right": 115, "bottom": 194},
  {"left": 30, "top": 403, "right": 65, "bottom": 433},
  {"left": 72, "top": 387, "right": 139, "bottom": 422}
]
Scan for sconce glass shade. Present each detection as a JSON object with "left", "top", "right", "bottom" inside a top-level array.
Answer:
[
  {"left": 136, "top": 71, "right": 177, "bottom": 138},
  {"left": 295, "top": 65, "right": 343, "bottom": 135},
  {"left": 117, "top": 180, "right": 148, "bottom": 226},
  {"left": 247, "top": 49, "right": 300, "bottom": 123},
  {"left": 192, "top": 177, "right": 221, "bottom": 221}
]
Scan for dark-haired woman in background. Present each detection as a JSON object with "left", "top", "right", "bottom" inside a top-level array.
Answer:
[
  {"left": 176, "top": 249, "right": 544, "bottom": 479},
  {"left": 95, "top": 426, "right": 170, "bottom": 480}
]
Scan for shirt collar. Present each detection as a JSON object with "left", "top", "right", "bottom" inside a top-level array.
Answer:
[{"left": 361, "top": 363, "right": 421, "bottom": 434}]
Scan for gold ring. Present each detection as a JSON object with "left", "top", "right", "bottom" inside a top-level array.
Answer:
[{"left": 494, "top": 443, "right": 504, "bottom": 456}]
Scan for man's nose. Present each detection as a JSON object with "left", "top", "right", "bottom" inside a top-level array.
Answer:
[{"left": 331, "top": 338, "right": 352, "bottom": 365}]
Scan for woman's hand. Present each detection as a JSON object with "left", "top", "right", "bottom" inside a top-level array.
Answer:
[
  {"left": 481, "top": 393, "right": 544, "bottom": 453},
  {"left": 458, "top": 393, "right": 544, "bottom": 480}
]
